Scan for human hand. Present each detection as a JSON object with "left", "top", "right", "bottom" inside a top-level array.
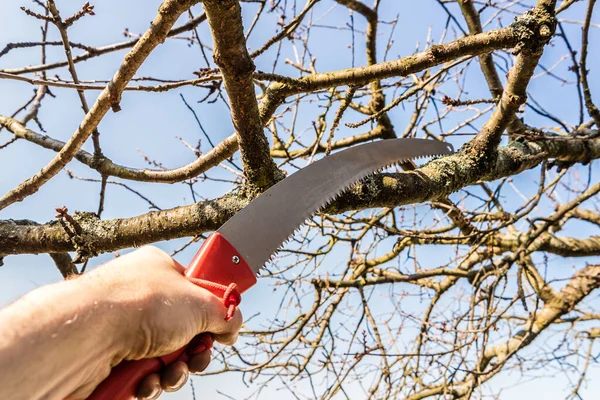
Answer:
[{"left": 78, "top": 246, "right": 243, "bottom": 399}]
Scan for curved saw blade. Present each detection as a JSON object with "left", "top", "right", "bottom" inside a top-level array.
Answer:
[{"left": 218, "top": 138, "right": 454, "bottom": 274}]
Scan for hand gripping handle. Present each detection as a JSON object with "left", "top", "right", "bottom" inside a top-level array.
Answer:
[{"left": 87, "top": 233, "right": 257, "bottom": 400}]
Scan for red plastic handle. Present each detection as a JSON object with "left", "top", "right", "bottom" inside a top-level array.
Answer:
[{"left": 87, "top": 233, "right": 257, "bottom": 400}]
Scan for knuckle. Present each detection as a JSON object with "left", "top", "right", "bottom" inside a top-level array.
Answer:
[{"left": 137, "top": 245, "right": 172, "bottom": 263}]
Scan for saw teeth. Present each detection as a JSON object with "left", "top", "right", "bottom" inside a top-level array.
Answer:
[
  {"left": 237, "top": 143, "right": 455, "bottom": 276},
  {"left": 262, "top": 153, "right": 445, "bottom": 266}
]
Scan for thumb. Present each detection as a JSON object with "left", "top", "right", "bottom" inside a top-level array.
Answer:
[{"left": 212, "top": 312, "right": 242, "bottom": 346}]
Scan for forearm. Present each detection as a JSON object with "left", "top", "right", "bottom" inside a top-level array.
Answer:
[
  {"left": 0, "top": 275, "right": 131, "bottom": 400},
  {"left": 0, "top": 246, "right": 242, "bottom": 400}
]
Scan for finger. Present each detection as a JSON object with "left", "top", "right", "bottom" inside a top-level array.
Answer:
[
  {"left": 192, "top": 299, "right": 244, "bottom": 342},
  {"left": 161, "top": 361, "right": 189, "bottom": 392},
  {"left": 215, "top": 307, "right": 242, "bottom": 346},
  {"left": 136, "top": 373, "right": 162, "bottom": 400},
  {"left": 212, "top": 327, "right": 239, "bottom": 346},
  {"left": 188, "top": 349, "right": 212, "bottom": 374}
]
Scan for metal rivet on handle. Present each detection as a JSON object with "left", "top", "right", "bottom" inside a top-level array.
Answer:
[{"left": 232, "top": 255, "right": 240, "bottom": 264}]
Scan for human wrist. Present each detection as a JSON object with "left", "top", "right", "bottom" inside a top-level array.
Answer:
[{"left": 0, "top": 274, "right": 137, "bottom": 400}]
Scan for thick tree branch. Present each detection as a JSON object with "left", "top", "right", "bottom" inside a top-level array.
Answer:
[
  {"left": 0, "top": 195, "right": 247, "bottom": 257},
  {"left": 203, "top": 0, "right": 281, "bottom": 191},
  {"left": 259, "top": 24, "right": 521, "bottom": 123},
  {"left": 2, "top": 219, "right": 78, "bottom": 277},
  {"left": 328, "top": 135, "right": 599, "bottom": 214},
  {"left": 571, "top": 208, "right": 600, "bottom": 225},
  {"left": 1, "top": 135, "right": 598, "bottom": 256},
  {"left": 467, "top": 5, "right": 555, "bottom": 157}
]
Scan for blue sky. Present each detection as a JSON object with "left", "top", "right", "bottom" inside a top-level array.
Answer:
[{"left": 0, "top": 1, "right": 599, "bottom": 398}]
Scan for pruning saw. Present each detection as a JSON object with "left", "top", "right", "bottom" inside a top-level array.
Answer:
[{"left": 88, "top": 138, "right": 454, "bottom": 399}]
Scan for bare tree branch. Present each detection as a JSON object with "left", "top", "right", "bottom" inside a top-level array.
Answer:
[
  {"left": 203, "top": 0, "right": 281, "bottom": 191},
  {"left": 1, "top": 134, "right": 598, "bottom": 256},
  {"left": 0, "top": 0, "right": 201, "bottom": 210}
]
